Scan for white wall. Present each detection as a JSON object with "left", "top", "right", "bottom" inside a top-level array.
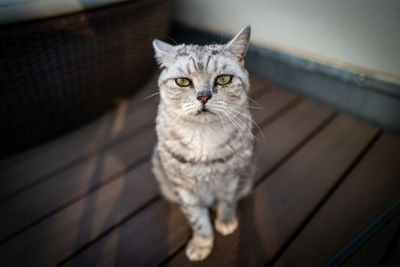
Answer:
[{"left": 173, "top": 0, "right": 400, "bottom": 83}]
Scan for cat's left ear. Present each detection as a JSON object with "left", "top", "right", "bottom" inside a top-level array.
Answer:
[
  {"left": 153, "top": 39, "right": 176, "bottom": 68},
  {"left": 226, "top": 25, "right": 251, "bottom": 61}
]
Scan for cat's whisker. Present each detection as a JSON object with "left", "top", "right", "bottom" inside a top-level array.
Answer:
[
  {"left": 212, "top": 103, "right": 249, "bottom": 131},
  {"left": 219, "top": 106, "right": 257, "bottom": 142},
  {"left": 208, "top": 104, "right": 231, "bottom": 130},
  {"left": 221, "top": 109, "right": 247, "bottom": 151},
  {"left": 216, "top": 111, "right": 227, "bottom": 132},
  {"left": 166, "top": 36, "right": 178, "bottom": 45},
  {"left": 247, "top": 95, "right": 265, "bottom": 108},
  {"left": 224, "top": 106, "right": 265, "bottom": 143},
  {"left": 144, "top": 91, "right": 160, "bottom": 100},
  {"left": 208, "top": 116, "right": 228, "bottom": 143},
  {"left": 180, "top": 104, "right": 196, "bottom": 114},
  {"left": 181, "top": 102, "right": 192, "bottom": 108},
  {"left": 215, "top": 100, "right": 265, "bottom": 111},
  {"left": 224, "top": 109, "right": 260, "bottom": 143},
  {"left": 224, "top": 109, "right": 248, "bottom": 131}
]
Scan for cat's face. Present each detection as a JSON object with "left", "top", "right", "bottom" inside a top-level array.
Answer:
[{"left": 153, "top": 26, "right": 251, "bottom": 123}]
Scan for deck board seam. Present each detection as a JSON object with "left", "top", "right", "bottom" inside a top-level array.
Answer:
[
  {"left": 157, "top": 236, "right": 190, "bottom": 267},
  {"left": 54, "top": 195, "right": 162, "bottom": 267},
  {"left": 251, "top": 85, "right": 272, "bottom": 99},
  {"left": 325, "top": 197, "right": 400, "bottom": 267},
  {"left": 0, "top": 155, "right": 151, "bottom": 246},
  {"left": 0, "top": 122, "right": 155, "bottom": 203},
  {"left": 258, "top": 96, "right": 302, "bottom": 128},
  {"left": 256, "top": 112, "right": 337, "bottom": 187},
  {"left": 0, "top": 93, "right": 157, "bottom": 171},
  {"left": 380, "top": 213, "right": 400, "bottom": 263},
  {"left": 267, "top": 129, "right": 383, "bottom": 267}
]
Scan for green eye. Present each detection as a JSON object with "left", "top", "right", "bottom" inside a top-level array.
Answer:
[
  {"left": 175, "top": 78, "right": 191, "bottom": 87},
  {"left": 216, "top": 75, "right": 232, "bottom": 85}
]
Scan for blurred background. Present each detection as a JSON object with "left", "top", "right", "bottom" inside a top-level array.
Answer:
[{"left": 0, "top": 1, "right": 399, "bottom": 266}]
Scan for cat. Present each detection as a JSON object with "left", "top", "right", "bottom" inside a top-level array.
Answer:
[{"left": 151, "top": 25, "right": 255, "bottom": 261}]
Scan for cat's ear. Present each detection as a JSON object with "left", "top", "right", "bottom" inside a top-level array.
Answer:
[
  {"left": 153, "top": 39, "right": 175, "bottom": 67},
  {"left": 226, "top": 25, "right": 251, "bottom": 61}
]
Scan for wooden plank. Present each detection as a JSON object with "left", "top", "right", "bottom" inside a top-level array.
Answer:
[
  {"left": 252, "top": 99, "right": 331, "bottom": 182},
  {"left": 343, "top": 214, "right": 400, "bottom": 267},
  {"left": 0, "top": 161, "right": 160, "bottom": 267},
  {"left": 251, "top": 88, "right": 298, "bottom": 125},
  {"left": 0, "top": 127, "right": 157, "bottom": 243},
  {"left": 0, "top": 84, "right": 290, "bottom": 267},
  {"left": 274, "top": 132, "right": 400, "bottom": 267},
  {"left": 0, "top": 73, "right": 159, "bottom": 170},
  {"left": 388, "top": 230, "right": 400, "bottom": 263},
  {"left": 0, "top": 85, "right": 159, "bottom": 201},
  {"left": 249, "top": 75, "right": 272, "bottom": 98},
  {"left": 166, "top": 114, "right": 378, "bottom": 266},
  {"left": 66, "top": 99, "right": 334, "bottom": 267},
  {"left": 62, "top": 200, "right": 188, "bottom": 267}
]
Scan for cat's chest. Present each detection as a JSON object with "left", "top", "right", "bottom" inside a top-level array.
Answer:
[{"left": 169, "top": 125, "right": 233, "bottom": 159}]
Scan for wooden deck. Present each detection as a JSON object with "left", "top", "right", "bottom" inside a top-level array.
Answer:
[{"left": 0, "top": 72, "right": 399, "bottom": 267}]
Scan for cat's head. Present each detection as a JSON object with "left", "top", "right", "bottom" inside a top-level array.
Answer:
[{"left": 153, "top": 26, "right": 251, "bottom": 123}]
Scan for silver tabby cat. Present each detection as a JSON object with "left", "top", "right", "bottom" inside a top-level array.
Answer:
[{"left": 151, "top": 26, "right": 255, "bottom": 261}]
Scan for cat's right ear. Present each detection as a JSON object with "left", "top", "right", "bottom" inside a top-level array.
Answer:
[
  {"left": 226, "top": 25, "right": 251, "bottom": 61},
  {"left": 153, "top": 39, "right": 175, "bottom": 68}
]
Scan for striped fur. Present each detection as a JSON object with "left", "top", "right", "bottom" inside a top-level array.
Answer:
[{"left": 151, "top": 26, "right": 254, "bottom": 261}]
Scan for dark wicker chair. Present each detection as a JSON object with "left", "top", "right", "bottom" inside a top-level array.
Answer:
[{"left": 0, "top": 0, "right": 171, "bottom": 157}]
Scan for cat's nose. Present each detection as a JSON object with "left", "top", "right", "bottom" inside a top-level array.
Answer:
[{"left": 197, "top": 92, "right": 212, "bottom": 104}]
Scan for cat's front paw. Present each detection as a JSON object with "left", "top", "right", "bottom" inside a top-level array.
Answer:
[
  {"left": 185, "top": 235, "right": 213, "bottom": 261},
  {"left": 215, "top": 218, "right": 238, "bottom": 236}
]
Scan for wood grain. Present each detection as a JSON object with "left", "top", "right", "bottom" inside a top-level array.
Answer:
[
  {"left": 388, "top": 230, "right": 400, "bottom": 264},
  {"left": 0, "top": 127, "right": 157, "bottom": 243},
  {"left": 343, "top": 214, "right": 400, "bottom": 267},
  {"left": 0, "top": 161, "right": 160, "bottom": 267},
  {"left": 274, "top": 132, "right": 400, "bottom": 267},
  {"left": 62, "top": 200, "right": 189, "bottom": 267},
  {"left": 0, "top": 73, "right": 160, "bottom": 171},
  {"left": 0, "top": 81, "right": 159, "bottom": 201}
]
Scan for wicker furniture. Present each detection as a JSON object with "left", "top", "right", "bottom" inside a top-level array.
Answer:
[{"left": 0, "top": 0, "right": 171, "bottom": 156}]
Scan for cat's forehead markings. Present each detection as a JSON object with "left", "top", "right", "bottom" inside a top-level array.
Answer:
[
  {"left": 189, "top": 57, "right": 198, "bottom": 71},
  {"left": 174, "top": 44, "right": 227, "bottom": 75},
  {"left": 177, "top": 51, "right": 189, "bottom": 57},
  {"left": 176, "top": 67, "right": 186, "bottom": 74},
  {"left": 197, "top": 62, "right": 204, "bottom": 71},
  {"left": 213, "top": 59, "right": 218, "bottom": 72},
  {"left": 186, "top": 64, "right": 192, "bottom": 75},
  {"left": 176, "top": 46, "right": 189, "bottom": 57},
  {"left": 205, "top": 56, "right": 212, "bottom": 72}
]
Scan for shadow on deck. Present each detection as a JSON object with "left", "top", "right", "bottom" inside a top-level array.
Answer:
[{"left": 0, "top": 72, "right": 399, "bottom": 267}]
